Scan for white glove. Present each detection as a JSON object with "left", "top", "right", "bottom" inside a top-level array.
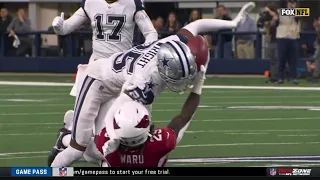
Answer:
[
  {"left": 102, "top": 138, "right": 120, "bottom": 156},
  {"left": 52, "top": 12, "right": 65, "bottom": 34},
  {"left": 125, "top": 74, "right": 148, "bottom": 91},
  {"left": 192, "top": 50, "right": 210, "bottom": 95}
]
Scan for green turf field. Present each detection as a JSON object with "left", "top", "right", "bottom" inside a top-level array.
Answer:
[{"left": 0, "top": 75, "right": 320, "bottom": 167}]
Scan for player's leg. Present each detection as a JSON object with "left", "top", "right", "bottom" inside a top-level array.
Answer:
[
  {"left": 46, "top": 110, "right": 74, "bottom": 166},
  {"left": 49, "top": 76, "right": 106, "bottom": 167},
  {"left": 232, "top": 2, "right": 255, "bottom": 25},
  {"left": 49, "top": 114, "right": 102, "bottom": 166},
  {"left": 83, "top": 98, "right": 117, "bottom": 165},
  {"left": 83, "top": 137, "right": 105, "bottom": 165}
]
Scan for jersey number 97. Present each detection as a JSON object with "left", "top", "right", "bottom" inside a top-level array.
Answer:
[{"left": 94, "top": 14, "right": 126, "bottom": 42}]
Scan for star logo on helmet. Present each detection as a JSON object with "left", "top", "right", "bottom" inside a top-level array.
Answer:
[{"left": 161, "top": 55, "right": 172, "bottom": 69}]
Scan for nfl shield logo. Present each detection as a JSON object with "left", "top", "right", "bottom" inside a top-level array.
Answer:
[
  {"left": 59, "top": 168, "right": 67, "bottom": 176},
  {"left": 270, "top": 168, "right": 277, "bottom": 176}
]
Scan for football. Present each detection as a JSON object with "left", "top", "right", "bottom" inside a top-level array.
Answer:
[{"left": 187, "top": 35, "right": 209, "bottom": 70}]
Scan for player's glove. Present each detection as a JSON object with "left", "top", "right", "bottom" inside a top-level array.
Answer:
[
  {"left": 52, "top": 12, "right": 64, "bottom": 34},
  {"left": 102, "top": 138, "right": 120, "bottom": 156},
  {"left": 125, "top": 73, "right": 147, "bottom": 91},
  {"left": 192, "top": 50, "right": 210, "bottom": 95}
]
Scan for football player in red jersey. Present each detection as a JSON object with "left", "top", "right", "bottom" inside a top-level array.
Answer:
[{"left": 89, "top": 52, "right": 209, "bottom": 167}]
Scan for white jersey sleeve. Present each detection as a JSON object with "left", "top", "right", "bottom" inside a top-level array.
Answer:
[
  {"left": 58, "top": 8, "right": 88, "bottom": 35},
  {"left": 135, "top": 10, "right": 158, "bottom": 43}
]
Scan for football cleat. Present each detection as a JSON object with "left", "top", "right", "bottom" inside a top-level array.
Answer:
[
  {"left": 63, "top": 110, "right": 74, "bottom": 130},
  {"left": 47, "top": 127, "right": 71, "bottom": 166},
  {"left": 232, "top": 2, "right": 256, "bottom": 26}
]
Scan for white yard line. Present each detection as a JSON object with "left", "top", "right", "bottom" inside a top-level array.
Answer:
[
  {"left": 159, "top": 95, "right": 320, "bottom": 99},
  {"left": 203, "top": 85, "right": 320, "bottom": 91},
  {"left": 177, "top": 142, "right": 320, "bottom": 148},
  {"left": 264, "top": 163, "right": 320, "bottom": 167},
  {"left": 0, "top": 133, "right": 56, "bottom": 136},
  {"left": 224, "top": 132, "right": 268, "bottom": 135},
  {"left": 186, "top": 129, "right": 320, "bottom": 133},
  {"left": 158, "top": 117, "right": 319, "bottom": 123},
  {"left": 0, "top": 81, "right": 74, "bottom": 86},
  {"left": 0, "top": 93, "right": 66, "bottom": 96},
  {"left": 0, "top": 151, "right": 48, "bottom": 156},
  {"left": 0, "top": 112, "right": 63, "bottom": 116},
  {"left": 0, "top": 104, "right": 73, "bottom": 107},
  {"left": 0, "top": 156, "right": 47, "bottom": 160},
  {"left": 277, "top": 134, "right": 319, "bottom": 137}
]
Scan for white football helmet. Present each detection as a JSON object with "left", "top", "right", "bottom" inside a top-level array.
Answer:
[
  {"left": 113, "top": 101, "right": 151, "bottom": 147},
  {"left": 157, "top": 40, "right": 197, "bottom": 93}
]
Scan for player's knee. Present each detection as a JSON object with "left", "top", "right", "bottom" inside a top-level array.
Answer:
[{"left": 70, "top": 139, "right": 87, "bottom": 152}]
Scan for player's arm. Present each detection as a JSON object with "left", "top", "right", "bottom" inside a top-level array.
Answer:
[
  {"left": 177, "top": 18, "right": 237, "bottom": 41},
  {"left": 167, "top": 57, "right": 209, "bottom": 143},
  {"left": 135, "top": 10, "right": 158, "bottom": 43},
  {"left": 177, "top": 2, "right": 254, "bottom": 40},
  {"left": 134, "top": 0, "right": 158, "bottom": 43},
  {"left": 52, "top": 8, "right": 88, "bottom": 35}
]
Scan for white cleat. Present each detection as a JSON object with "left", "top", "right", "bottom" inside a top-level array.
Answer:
[
  {"left": 232, "top": 2, "right": 256, "bottom": 27},
  {"left": 64, "top": 110, "right": 74, "bottom": 130}
]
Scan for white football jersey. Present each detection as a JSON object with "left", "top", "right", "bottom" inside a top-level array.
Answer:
[
  {"left": 82, "top": 0, "right": 145, "bottom": 58},
  {"left": 87, "top": 34, "right": 188, "bottom": 104}
]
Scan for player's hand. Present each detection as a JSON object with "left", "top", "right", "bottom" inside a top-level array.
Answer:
[
  {"left": 194, "top": 52, "right": 210, "bottom": 81},
  {"left": 193, "top": 65, "right": 206, "bottom": 85},
  {"left": 191, "top": 52, "right": 210, "bottom": 95},
  {"left": 102, "top": 138, "right": 120, "bottom": 156},
  {"left": 126, "top": 74, "right": 147, "bottom": 91},
  {"left": 52, "top": 12, "right": 64, "bottom": 33}
]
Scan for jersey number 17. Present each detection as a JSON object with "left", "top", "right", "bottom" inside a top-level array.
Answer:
[{"left": 94, "top": 14, "right": 126, "bottom": 42}]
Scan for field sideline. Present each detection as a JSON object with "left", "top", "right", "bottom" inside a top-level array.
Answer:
[{"left": 0, "top": 77, "right": 320, "bottom": 167}]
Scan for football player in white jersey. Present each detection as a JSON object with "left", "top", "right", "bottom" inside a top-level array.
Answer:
[
  {"left": 49, "top": 2, "right": 255, "bottom": 167},
  {"left": 51, "top": 0, "right": 158, "bottom": 129},
  {"left": 52, "top": 0, "right": 157, "bottom": 61}
]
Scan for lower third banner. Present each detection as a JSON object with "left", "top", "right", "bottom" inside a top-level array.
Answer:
[{"left": 10, "top": 167, "right": 74, "bottom": 177}]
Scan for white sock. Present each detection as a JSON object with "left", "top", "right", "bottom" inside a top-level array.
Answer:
[
  {"left": 62, "top": 134, "right": 71, "bottom": 148},
  {"left": 51, "top": 146, "right": 84, "bottom": 167}
]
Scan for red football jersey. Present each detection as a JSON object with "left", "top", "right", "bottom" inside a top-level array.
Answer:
[{"left": 95, "top": 127, "right": 176, "bottom": 167}]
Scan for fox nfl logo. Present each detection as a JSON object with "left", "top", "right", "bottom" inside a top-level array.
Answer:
[{"left": 280, "top": 8, "right": 310, "bottom": 16}]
